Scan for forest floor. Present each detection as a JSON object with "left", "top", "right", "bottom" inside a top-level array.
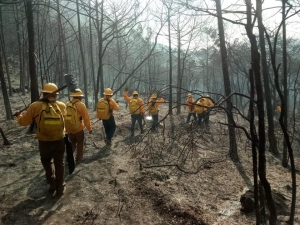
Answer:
[{"left": 0, "top": 90, "right": 300, "bottom": 225}]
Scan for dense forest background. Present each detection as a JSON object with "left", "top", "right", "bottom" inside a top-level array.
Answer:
[{"left": 1, "top": 0, "right": 300, "bottom": 224}]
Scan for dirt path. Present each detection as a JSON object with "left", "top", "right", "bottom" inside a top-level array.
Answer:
[
  {"left": 0, "top": 114, "right": 170, "bottom": 224},
  {"left": 1, "top": 102, "right": 300, "bottom": 224}
]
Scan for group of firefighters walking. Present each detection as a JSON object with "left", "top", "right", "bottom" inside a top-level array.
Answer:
[
  {"left": 186, "top": 93, "right": 214, "bottom": 126},
  {"left": 15, "top": 82, "right": 214, "bottom": 196}
]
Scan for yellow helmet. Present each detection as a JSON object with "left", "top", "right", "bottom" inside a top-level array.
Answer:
[
  {"left": 132, "top": 91, "right": 139, "bottom": 95},
  {"left": 70, "top": 89, "right": 84, "bottom": 97},
  {"left": 42, "top": 83, "right": 59, "bottom": 94},
  {"left": 151, "top": 93, "right": 157, "bottom": 99},
  {"left": 187, "top": 93, "right": 192, "bottom": 97},
  {"left": 103, "top": 88, "right": 113, "bottom": 95}
]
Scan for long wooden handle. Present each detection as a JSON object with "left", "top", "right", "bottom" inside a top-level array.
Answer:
[{"left": 13, "top": 84, "right": 67, "bottom": 117}]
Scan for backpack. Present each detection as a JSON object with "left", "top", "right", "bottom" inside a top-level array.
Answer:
[
  {"left": 129, "top": 98, "right": 140, "bottom": 114},
  {"left": 38, "top": 102, "right": 64, "bottom": 135},
  {"left": 97, "top": 98, "right": 111, "bottom": 120},
  {"left": 195, "top": 101, "right": 203, "bottom": 114},
  {"left": 65, "top": 102, "right": 81, "bottom": 131},
  {"left": 149, "top": 101, "right": 158, "bottom": 115}
]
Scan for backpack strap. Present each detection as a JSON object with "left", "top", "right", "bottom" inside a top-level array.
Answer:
[
  {"left": 52, "top": 102, "right": 63, "bottom": 116},
  {"left": 106, "top": 99, "right": 112, "bottom": 113},
  {"left": 42, "top": 102, "right": 51, "bottom": 112},
  {"left": 69, "top": 101, "right": 82, "bottom": 120}
]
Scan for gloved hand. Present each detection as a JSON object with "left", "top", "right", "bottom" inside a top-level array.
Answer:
[
  {"left": 89, "top": 130, "right": 92, "bottom": 134},
  {"left": 141, "top": 112, "right": 145, "bottom": 118},
  {"left": 14, "top": 111, "right": 21, "bottom": 117}
]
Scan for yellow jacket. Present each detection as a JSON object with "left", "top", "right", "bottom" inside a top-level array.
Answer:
[
  {"left": 66, "top": 98, "right": 92, "bottom": 134},
  {"left": 205, "top": 97, "right": 214, "bottom": 108},
  {"left": 196, "top": 97, "right": 214, "bottom": 114},
  {"left": 186, "top": 97, "right": 196, "bottom": 113},
  {"left": 17, "top": 100, "right": 66, "bottom": 141},
  {"left": 98, "top": 97, "right": 119, "bottom": 111},
  {"left": 195, "top": 98, "right": 207, "bottom": 114},
  {"left": 124, "top": 91, "right": 145, "bottom": 114},
  {"left": 147, "top": 98, "right": 164, "bottom": 115}
]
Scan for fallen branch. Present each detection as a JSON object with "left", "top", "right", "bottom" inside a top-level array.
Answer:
[{"left": 139, "top": 156, "right": 227, "bottom": 174}]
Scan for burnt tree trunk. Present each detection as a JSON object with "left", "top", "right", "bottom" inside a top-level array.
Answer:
[
  {"left": 25, "top": 0, "right": 39, "bottom": 134},
  {"left": 95, "top": 0, "right": 104, "bottom": 108},
  {"left": 215, "top": 0, "right": 238, "bottom": 160},
  {"left": 245, "top": 0, "right": 277, "bottom": 223},
  {"left": 25, "top": 0, "right": 39, "bottom": 102},
  {"left": 0, "top": 127, "right": 11, "bottom": 145},
  {"left": 0, "top": 50, "right": 13, "bottom": 119},
  {"left": 14, "top": 4, "right": 25, "bottom": 95},
  {"left": 264, "top": 2, "right": 296, "bottom": 222},
  {"left": 0, "top": 8, "right": 12, "bottom": 97},
  {"left": 249, "top": 68, "right": 260, "bottom": 223},
  {"left": 176, "top": 20, "right": 181, "bottom": 115},
  {"left": 256, "top": 0, "right": 278, "bottom": 155},
  {"left": 167, "top": 6, "right": 173, "bottom": 115},
  {"left": 76, "top": 0, "right": 89, "bottom": 107}
]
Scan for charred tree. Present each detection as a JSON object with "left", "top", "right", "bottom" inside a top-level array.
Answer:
[
  {"left": 215, "top": 0, "right": 238, "bottom": 160},
  {"left": 245, "top": 0, "right": 277, "bottom": 223},
  {"left": 76, "top": 0, "right": 89, "bottom": 107},
  {"left": 0, "top": 49, "right": 13, "bottom": 120},
  {"left": 95, "top": 0, "right": 104, "bottom": 107},
  {"left": 249, "top": 67, "right": 260, "bottom": 223},
  {"left": 25, "top": 0, "right": 39, "bottom": 102},
  {"left": 0, "top": 127, "right": 11, "bottom": 145},
  {"left": 256, "top": 0, "right": 278, "bottom": 155},
  {"left": 0, "top": 8, "right": 12, "bottom": 97}
]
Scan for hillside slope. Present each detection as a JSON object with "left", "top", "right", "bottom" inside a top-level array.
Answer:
[{"left": 0, "top": 92, "right": 299, "bottom": 224}]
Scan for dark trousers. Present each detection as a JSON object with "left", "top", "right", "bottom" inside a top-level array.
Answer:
[
  {"left": 187, "top": 113, "right": 197, "bottom": 123},
  {"left": 131, "top": 114, "right": 143, "bottom": 134},
  {"left": 197, "top": 113, "right": 206, "bottom": 125},
  {"left": 69, "top": 130, "right": 84, "bottom": 163},
  {"left": 39, "top": 138, "right": 65, "bottom": 191},
  {"left": 151, "top": 114, "right": 159, "bottom": 130},
  {"left": 205, "top": 111, "right": 211, "bottom": 125},
  {"left": 102, "top": 115, "right": 116, "bottom": 141}
]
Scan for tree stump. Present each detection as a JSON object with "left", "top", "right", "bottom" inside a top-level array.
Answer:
[{"left": 240, "top": 189, "right": 254, "bottom": 213}]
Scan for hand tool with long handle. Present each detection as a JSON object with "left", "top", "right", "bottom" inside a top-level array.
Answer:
[{"left": 13, "top": 74, "right": 79, "bottom": 116}]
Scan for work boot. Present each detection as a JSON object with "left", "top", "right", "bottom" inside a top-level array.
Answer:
[
  {"left": 48, "top": 183, "right": 56, "bottom": 193},
  {"left": 56, "top": 185, "right": 66, "bottom": 196},
  {"left": 105, "top": 139, "right": 112, "bottom": 145}
]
